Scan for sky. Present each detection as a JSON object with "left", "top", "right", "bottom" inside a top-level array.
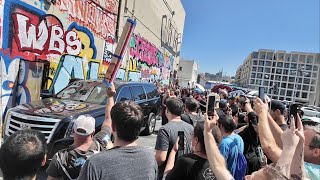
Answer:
[{"left": 180, "top": 0, "right": 320, "bottom": 77}]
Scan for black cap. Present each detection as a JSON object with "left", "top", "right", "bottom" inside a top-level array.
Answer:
[{"left": 270, "top": 100, "right": 286, "bottom": 114}]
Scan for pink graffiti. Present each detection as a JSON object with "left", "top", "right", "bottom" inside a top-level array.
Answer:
[
  {"left": 130, "top": 34, "right": 158, "bottom": 66},
  {"left": 56, "top": 0, "right": 117, "bottom": 40}
]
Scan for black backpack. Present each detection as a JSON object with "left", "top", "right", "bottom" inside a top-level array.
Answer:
[{"left": 55, "top": 141, "right": 102, "bottom": 180}]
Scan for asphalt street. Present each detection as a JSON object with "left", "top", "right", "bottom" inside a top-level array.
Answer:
[{"left": 36, "top": 119, "right": 162, "bottom": 179}]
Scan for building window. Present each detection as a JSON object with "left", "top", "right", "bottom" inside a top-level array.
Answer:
[
  {"left": 277, "top": 62, "right": 283, "bottom": 67},
  {"left": 284, "top": 63, "right": 290, "bottom": 68},
  {"left": 311, "top": 79, "right": 316, "bottom": 85},
  {"left": 288, "top": 83, "right": 294, "bottom": 89},
  {"left": 258, "top": 67, "right": 263, "bottom": 72},
  {"left": 310, "top": 86, "right": 315, "bottom": 92},
  {"left": 290, "top": 63, "right": 297, "bottom": 69},
  {"left": 285, "top": 54, "right": 291, "bottom": 61},
  {"left": 299, "top": 55, "right": 306, "bottom": 63},
  {"left": 265, "top": 61, "right": 271, "bottom": 66},
  {"left": 179, "top": 67, "right": 182, "bottom": 71},
  {"left": 282, "top": 76, "right": 288, "bottom": 81},
  {"left": 306, "top": 55, "right": 313, "bottom": 63},
  {"left": 250, "top": 79, "right": 255, "bottom": 84},
  {"left": 259, "top": 60, "right": 265, "bottom": 66},
  {"left": 280, "top": 89, "right": 285, "bottom": 96},
  {"left": 265, "top": 68, "right": 271, "bottom": 73},
  {"left": 278, "top": 53, "right": 284, "bottom": 60},
  {"left": 289, "top": 77, "right": 295, "bottom": 82},
  {"left": 292, "top": 55, "right": 298, "bottom": 62},
  {"left": 302, "top": 92, "right": 308, "bottom": 99},
  {"left": 302, "top": 85, "right": 309, "bottom": 91},
  {"left": 295, "top": 91, "right": 300, "bottom": 98},
  {"left": 305, "top": 72, "right": 311, "bottom": 78},
  {"left": 257, "top": 73, "right": 263, "bottom": 78},
  {"left": 287, "top": 90, "right": 293, "bottom": 96},
  {"left": 281, "top": 83, "right": 287, "bottom": 88},
  {"left": 297, "top": 85, "right": 301, "bottom": 90},
  {"left": 275, "top": 75, "right": 281, "bottom": 81},
  {"left": 276, "top": 69, "right": 282, "bottom": 74},
  {"left": 283, "top": 69, "right": 289, "bottom": 75},
  {"left": 253, "top": 60, "right": 258, "bottom": 65},
  {"left": 312, "top": 73, "right": 317, "bottom": 78},
  {"left": 252, "top": 67, "right": 257, "bottom": 71},
  {"left": 306, "top": 65, "right": 312, "bottom": 71},
  {"left": 256, "top": 80, "right": 262, "bottom": 85},
  {"left": 263, "top": 81, "right": 269, "bottom": 86},
  {"left": 286, "top": 97, "right": 292, "bottom": 101},
  {"left": 251, "top": 73, "right": 256, "bottom": 78},
  {"left": 298, "top": 78, "right": 302, "bottom": 83},
  {"left": 303, "top": 78, "right": 310, "bottom": 84},
  {"left": 313, "top": 66, "right": 318, "bottom": 71}
]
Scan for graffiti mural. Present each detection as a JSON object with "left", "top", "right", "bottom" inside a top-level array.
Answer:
[
  {"left": 0, "top": 0, "right": 118, "bottom": 120},
  {"left": 55, "top": 0, "right": 118, "bottom": 41},
  {"left": 127, "top": 33, "right": 174, "bottom": 84}
]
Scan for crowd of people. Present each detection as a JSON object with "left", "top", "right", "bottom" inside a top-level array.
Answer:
[{"left": 0, "top": 83, "right": 319, "bottom": 180}]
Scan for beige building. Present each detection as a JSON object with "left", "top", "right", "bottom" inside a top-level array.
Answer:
[
  {"left": 236, "top": 49, "right": 320, "bottom": 106},
  {"left": 177, "top": 59, "right": 199, "bottom": 88},
  {"left": 116, "top": 0, "right": 186, "bottom": 84}
]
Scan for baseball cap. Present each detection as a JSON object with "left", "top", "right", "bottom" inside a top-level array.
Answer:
[
  {"left": 270, "top": 100, "right": 286, "bottom": 113},
  {"left": 73, "top": 115, "right": 95, "bottom": 136},
  {"left": 193, "top": 88, "right": 203, "bottom": 94}
]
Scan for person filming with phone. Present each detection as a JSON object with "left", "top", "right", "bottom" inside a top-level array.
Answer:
[{"left": 155, "top": 97, "right": 194, "bottom": 179}]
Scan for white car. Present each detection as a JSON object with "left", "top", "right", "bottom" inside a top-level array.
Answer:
[{"left": 301, "top": 107, "right": 320, "bottom": 118}]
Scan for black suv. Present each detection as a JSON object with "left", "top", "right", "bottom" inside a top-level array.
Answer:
[{"left": 3, "top": 80, "right": 160, "bottom": 159}]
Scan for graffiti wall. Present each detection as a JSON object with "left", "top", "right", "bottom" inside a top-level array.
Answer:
[
  {"left": 0, "top": 0, "right": 118, "bottom": 120},
  {"left": 116, "top": 33, "right": 174, "bottom": 83}
]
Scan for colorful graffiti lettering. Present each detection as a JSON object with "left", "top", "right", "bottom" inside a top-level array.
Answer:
[
  {"left": 128, "top": 33, "right": 173, "bottom": 83},
  {"left": 0, "top": 0, "right": 116, "bottom": 121},
  {"left": 56, "top": 0, "right": 117, "bottom": 41},
  {"left": 11, "top": 12, "right": 81, "bottom": 60},
  {"left": 0, "top": 51, "right": 20, "bottom": 119},
  {"left": 50, "top": 55, "right": 103, "bottom": 93}
]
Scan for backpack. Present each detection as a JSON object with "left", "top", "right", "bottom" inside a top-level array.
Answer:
[
  {"left": 56, "top": 141, "right": 102, "bottom": 180},
  {"left": 186, "top": 113, "right": 204, "bottom": 126},
  {"left": 226, "top": 137, "right": 247, "bottom": 180}
]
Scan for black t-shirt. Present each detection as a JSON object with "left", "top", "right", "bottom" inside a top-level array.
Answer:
[{"left": 165, "top": 154, "right": 216, "bottom": 180}]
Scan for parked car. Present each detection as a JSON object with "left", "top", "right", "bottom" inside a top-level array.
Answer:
[
  {"left": 3, "top": 80, "right": 161, "bottom": 159},
  {"left": 301, "top": 107, "right": 320, "bottom": 118}
]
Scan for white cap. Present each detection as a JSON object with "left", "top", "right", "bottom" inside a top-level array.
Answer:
[{"left": 73, "top": 115, "right": 95, "bottom": 136}]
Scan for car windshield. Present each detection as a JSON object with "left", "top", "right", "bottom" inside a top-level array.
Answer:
[{"left": 56, "top": 81, "right": 107, "bottom": 104}]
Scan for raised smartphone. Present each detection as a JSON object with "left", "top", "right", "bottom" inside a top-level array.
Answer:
[{"left": 206, "top": 94, "right": 216, "bottom": 116}]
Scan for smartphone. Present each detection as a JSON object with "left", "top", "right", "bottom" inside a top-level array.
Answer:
[
  {"left": 258, "top": 87, "right": 265, "bottom": 100},
  {"left": 206, "top": 94, "right": 216, "bottom": 116},
  {"left": 178, "top": 131, "right": 184, "bottom": 151},
  {"left": 289, "top": 104, "right": 298, "bottom": 127},
  {"left": 257, "top": 146, "right": 264, "bottom": 162}
]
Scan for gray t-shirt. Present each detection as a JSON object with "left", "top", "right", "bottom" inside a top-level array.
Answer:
[
  {"left": 155, "top": 120, "right": 194, "bottom": 179},
  {"left": 77, "top": 146, "right": 157, "bottom": 180}
]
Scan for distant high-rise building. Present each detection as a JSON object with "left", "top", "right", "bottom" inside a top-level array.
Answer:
[{"left": 236, "top": 49, "right": 320, "bottom": 106}]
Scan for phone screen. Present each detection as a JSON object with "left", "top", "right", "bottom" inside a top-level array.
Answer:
[
  {"left": 178, "top": 131, "right": 184, "bottom": 150},
  {"left": 289, "top": 104, "right": 298, "bottom": 127},
  {"left": 207, "top": 95, "right": 215, "bottom": 116},
  {"left": 258, "top": 87, "right": 265, "bottom": 100}
]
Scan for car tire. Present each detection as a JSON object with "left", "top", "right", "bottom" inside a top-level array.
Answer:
[{"left": 141, "top": 113, "right": 156, "bottom": 135}]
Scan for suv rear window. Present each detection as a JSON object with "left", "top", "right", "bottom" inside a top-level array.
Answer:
[
  {"left": 144, "top": 85, "right": 158, "bottom": 99},
  {"left": 131, "top": 86, "right": 146, "bottom": 101}
]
